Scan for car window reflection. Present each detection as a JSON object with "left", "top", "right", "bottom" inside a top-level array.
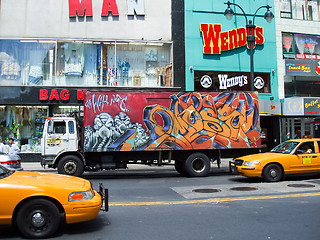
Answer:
[{"left": 271, "top": 141, "right": 299, "bottom": 154}]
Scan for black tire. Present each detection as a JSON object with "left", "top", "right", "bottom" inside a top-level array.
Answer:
[
  {"left": 174, "top": 160, "right": 187, "bottom": 175},
  {"left": 184, "top": 153, "right": 210, "bottom": 177},
  {"left": 57, "top": 155, "right": 84, "bottom": 177},
  {"left": 15, "top": 199, "right": 62, "bottom": 239},
  {"left": 262, "top": 164, "right": 283, "bottom": 182}
]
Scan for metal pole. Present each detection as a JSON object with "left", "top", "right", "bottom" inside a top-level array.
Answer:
[{"left": 250, "top": 43, "right": 254, "bottom": 91}]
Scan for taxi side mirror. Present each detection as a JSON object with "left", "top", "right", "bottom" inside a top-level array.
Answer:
[{"left": 295, "top": 149, "right": 303, "bottom": 155}]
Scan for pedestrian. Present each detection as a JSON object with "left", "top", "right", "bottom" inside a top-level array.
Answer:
[
  {"left": 8, "top": 138, "right": 20, "bottom": 155},
  {"left": 0, "top": 140, "right": 6, "bottom": 154},
  {"left": 285, "top": 132, "right": 290, "bottom": 141}
]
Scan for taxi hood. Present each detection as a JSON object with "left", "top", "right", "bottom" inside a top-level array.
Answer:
[
  {"left": 235, "top": 152, "right": 285, "bottom": 162},
  {"left": 5, "top": 171, "right": 89, "bottom": 191}
]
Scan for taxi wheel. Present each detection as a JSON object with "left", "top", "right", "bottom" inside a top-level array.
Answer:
[
  {"left": 16, "top": 199, "right": 61, "bottom": 239},
  {"left": 262, "top": 164, "right": 283, "bottom": 182},
  {"left": 58, "top": 155, "right": 84, "bottom": 177},
  {"left": 184, "top": 153, "right": 210, "bottom": 177}
]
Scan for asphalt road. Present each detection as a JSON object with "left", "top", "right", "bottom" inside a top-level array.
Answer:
[{"left": 2, "top": 160, "right": 320, "bottom": 239}]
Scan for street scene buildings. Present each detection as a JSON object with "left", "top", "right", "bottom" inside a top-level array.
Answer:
[{"left": 0, "top": 0, "right": 320, "bottom": 156}]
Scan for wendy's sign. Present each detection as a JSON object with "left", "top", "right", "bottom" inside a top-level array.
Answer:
[{"left": 200, "top": 23, "right": 264, "bottom": 54}]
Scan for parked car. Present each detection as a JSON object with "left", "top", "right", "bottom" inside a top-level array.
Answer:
[
  {"left": 0, "top": 153, "right": 23, "bottom": 171},
  {"left": 230, "top": 138, "right": 320, "bottom": 182},
  {"left": 0, "top": 164, "right": 108, "bottom": 239}
]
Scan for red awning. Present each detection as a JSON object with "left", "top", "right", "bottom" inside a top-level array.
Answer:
[{"left": 310, "top": 120, "right": 320, "bottom": 124}]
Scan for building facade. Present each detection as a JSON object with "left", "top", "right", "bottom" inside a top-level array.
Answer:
[
  {"left": 182, "top": 0, "right": 279, "bottom": 149},
  {"left": 275, "top": 0, "right": 320, "bottom": 140},
  {"left": 0, "top": 0, "right": 183, "bottom": 153}
]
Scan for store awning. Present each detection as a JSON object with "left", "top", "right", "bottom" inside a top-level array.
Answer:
[{"left": 310, "top": 120, "right": 320, "bottom": 124}]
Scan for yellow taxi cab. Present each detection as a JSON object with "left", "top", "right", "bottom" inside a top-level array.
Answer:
[
  {"left": 230, "top": 138, "right": 320, "bottom": 182},
  {"left": 0, "top": 164, "right": 108, "bottom": 239}
]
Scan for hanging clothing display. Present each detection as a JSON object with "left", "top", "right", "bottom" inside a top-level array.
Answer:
[
  {"left": 64, "top": 43, "right": 84, "bottom": 76},
  {"left": 28, "top": 65, "right": 43, "bottom": 85},
  {"left": 1, "top": 61, "right": 20, "bottom": 78},
  {"left": 118, "top": 60, "right": 130, "bottom": 86}
]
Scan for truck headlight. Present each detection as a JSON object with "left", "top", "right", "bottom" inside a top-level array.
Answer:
[
  {"left": 69, "top": 189, "right": 94, "bottom": 202},
  {"left": 243, "top": 161, "right": 261, "bottom": 167}
]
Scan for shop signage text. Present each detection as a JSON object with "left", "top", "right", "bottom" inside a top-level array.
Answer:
[
  {"left": 285, "top": 59, "right": 320, "bottom": 77},
  {"left": 218, "top": 74, "right": 248, "bottom": 90},
  {"left": 200, "top": 23, "right": 264, "bottom": 54},
  {"left": 69, "top": 0, "right": 145, "bottom": 17},
  {"left": 305, "top": 98, "right": 320, "bottom": 115},
  {"left": 194, "top": 71, "right": 270, "bottom": 93},
  {"left": 40, "top": 89, "right": 87, "bottom": 101},
  {"left": 283, "top": 97, "right": 320, "bottom": 116}
]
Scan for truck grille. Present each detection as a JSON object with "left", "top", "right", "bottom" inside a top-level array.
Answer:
[{"left": 234, "top": 159, "right": 244, "bottom": 166}]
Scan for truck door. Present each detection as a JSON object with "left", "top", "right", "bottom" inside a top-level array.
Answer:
[{"left": 44, "top": 120, "right": 70, "bottom": 156}]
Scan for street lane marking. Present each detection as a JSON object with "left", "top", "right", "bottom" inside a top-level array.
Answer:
[{"left": 109, "top": 192, "right": 320, "bottom": 206}]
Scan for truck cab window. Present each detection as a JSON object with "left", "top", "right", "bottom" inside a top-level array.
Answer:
[
  {"left": 53, "top": 122, "right": 66, "bottom": 134},
  {"left": 68, "top": 121, "right": 75, "bottom": 134}
]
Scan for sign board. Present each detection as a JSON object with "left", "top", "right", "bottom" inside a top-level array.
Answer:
[
  {"left": 259, "top": 99, "right": 281, "bottom": 115},
  {"left": 285, "top": 59, "right": 320, "bottom": 77},
  {"left": 194, "top": 71, "right": 270, "bottom": 93}
]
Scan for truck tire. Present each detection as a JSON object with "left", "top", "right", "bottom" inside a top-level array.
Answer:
[
  {"left": 184, "top": 153, "right": 210, "bottom": 177},
  {"left": 174, "top": 160, "right": 187, "bottom": 176},
  {"left": 16, "top": 199, "right": 62, "bottom": 239},
  {"left": 57, "top": 155, "right": 84, "bottom": 177}
]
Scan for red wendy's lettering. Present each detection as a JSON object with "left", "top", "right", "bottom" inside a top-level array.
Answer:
[
  {"left": 69, "top": 0, "right": 93, "bottom": 17},
  {"left": 200, "top": 23, "right": 265, "bottom": 54},
  {"left": 201, "top": 24, "right": 221, "bottom": 54},
  {"left": 101, "top": 0, "right": 119, "bottom": 16}
]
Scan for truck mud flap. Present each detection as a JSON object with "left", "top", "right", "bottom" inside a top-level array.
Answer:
[{"left": 99, "top": 183, "right": 109, "bottom": 212}]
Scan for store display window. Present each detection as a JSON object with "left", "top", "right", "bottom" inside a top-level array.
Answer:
[
  {"left": 0, "top": 106, "right": 48, "bottom": 153},
  {"left": 0, "top": 39, "right": 173, "bottom": 88},
  {"left": 280, "top": 0, "right": 320, "bottom": 21}
]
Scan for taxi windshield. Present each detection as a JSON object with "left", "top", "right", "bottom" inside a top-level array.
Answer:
[{"left": 271, "top": 141, "right": 299, "bottom": 154}]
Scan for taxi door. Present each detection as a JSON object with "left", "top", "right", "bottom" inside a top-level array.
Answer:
[{"left": 290, "top": 141, "right": 320, "bottom": 173}]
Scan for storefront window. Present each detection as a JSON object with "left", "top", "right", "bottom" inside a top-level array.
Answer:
[
  {"left": 281, "top": 0, "right": 320, "bottom": 21},
  {"left": 282, "top": 33, "right": 320, "bottom": 59},
  {"left": 52, "top": 106, "right": 80, "bottom": 115},
  {"left": 0, "top": 40, "right": 55, "bottom": 86},
  {"left": 0, "top": 40, "right": 173, "bottom": 88},
  {"left": 280, "top": 0, "right": 292, "bottom": 18},
  {"left": 0, "top": 106, "right": 48, "bottom": 153}
]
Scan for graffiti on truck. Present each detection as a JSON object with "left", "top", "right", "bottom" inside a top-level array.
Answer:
[{"left": 84, "top": 92, "right": 260, "bottom": 152}]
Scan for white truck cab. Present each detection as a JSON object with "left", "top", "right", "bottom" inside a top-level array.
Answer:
[{"left": 41, "top": 117, "right": 83, "bottom": 175}]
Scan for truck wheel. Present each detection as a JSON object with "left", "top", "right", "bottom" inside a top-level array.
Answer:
[
  {"left": 184, "top": 153, "right": 210, "bottom": 177},
  {"left": 15, "top": 199, "right": 62, "bottom": 239},
  {"left": 262, "top": 164, "right": 283, "bottom": 182},
  {"left": 58, "top": 155, "right": 84, "bottom": 177},
  {"left": 174, "top": 161, "right": 187, "bottom": 176}
]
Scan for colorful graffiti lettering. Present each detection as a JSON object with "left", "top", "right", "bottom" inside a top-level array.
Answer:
[
  {"left": 84, "top": 92, "right": 260, "bottom": 152},
  {"left": 84, "top": 94, "right": 128, "bottom": 113},
  {"left": 143, "top": 92, "right": 259, "bottom": 150}
]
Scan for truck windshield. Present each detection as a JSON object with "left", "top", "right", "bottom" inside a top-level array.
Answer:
[{"left": 271, "top": 141, "right": 299, "bottom": 154}]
